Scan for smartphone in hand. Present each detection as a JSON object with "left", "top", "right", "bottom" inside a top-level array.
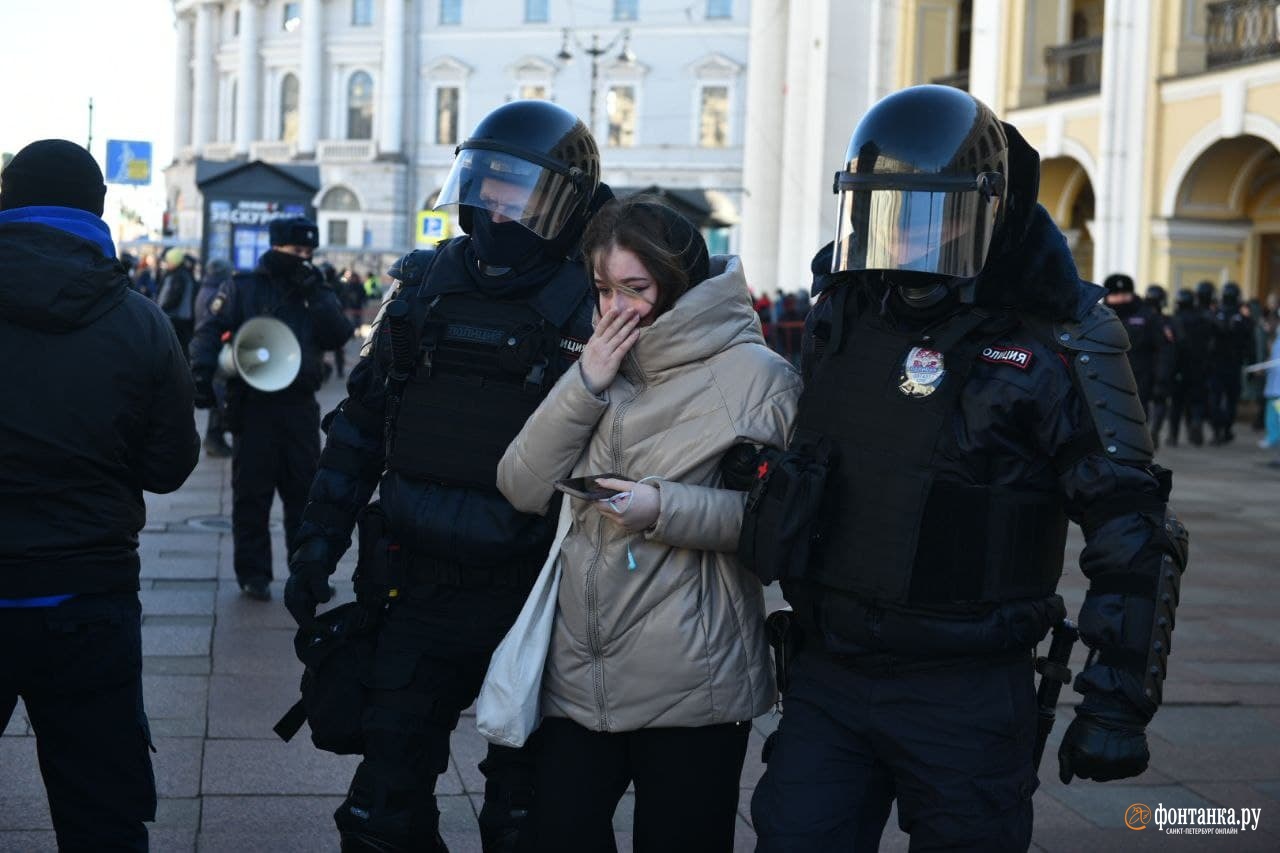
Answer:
[{"left": 554, "top": 474, "right": 626, "bottom": 501}]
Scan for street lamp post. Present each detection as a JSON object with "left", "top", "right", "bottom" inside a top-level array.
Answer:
[{"left": 556, "top": 28, "right": 635, "bottom": 134}]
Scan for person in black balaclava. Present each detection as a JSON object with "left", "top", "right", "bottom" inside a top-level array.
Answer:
[
  {"left": 189, "top": 218, "right": 353, "bottom": 601},
  {"left": 1169, "top": 287, "right": 1212, "bottom": 446},
  {"left": 744, "top": 86, "right": 1188, "bottom": 852},
  {"left": 282, "top": 100, "right": 612, "bottom": 853}
]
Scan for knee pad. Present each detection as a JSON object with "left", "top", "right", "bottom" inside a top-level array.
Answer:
[{"left": 336, "top": 760, "right": 441, "bottom": 851}]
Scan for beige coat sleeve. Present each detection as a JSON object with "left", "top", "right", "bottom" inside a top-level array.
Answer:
[
  {"left": 497, "top": 362, "right": 610, "bottom": 516},
  {"left": 644, "top": 372, "right": 801, "bottom": 552}
]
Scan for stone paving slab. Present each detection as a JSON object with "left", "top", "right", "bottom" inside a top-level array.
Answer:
[{"left": 200, "top": 740, "right": 358, "bottom": 796}]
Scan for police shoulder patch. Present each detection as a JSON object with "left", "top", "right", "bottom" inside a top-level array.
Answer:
[
  {"left": 209, "top": 295, "right": 226, "bottom": 315},
  {"left": 979, "top": 345, "right": 1033, "bottom": 370},
  {"left": 560, "top": 335, "right": 587, "bottom": 362}
]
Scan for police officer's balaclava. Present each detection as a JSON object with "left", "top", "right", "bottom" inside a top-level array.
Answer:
[
  {"left": 261, "top": 216, "right": 320, "bottom": 281},
  {"left": 0, "top": 139, "right": 107, "bottom": 216}
]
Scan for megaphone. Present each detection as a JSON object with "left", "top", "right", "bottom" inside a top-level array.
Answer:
[{"left": 217, "top": 316, "right": 302, "bottom": 392}]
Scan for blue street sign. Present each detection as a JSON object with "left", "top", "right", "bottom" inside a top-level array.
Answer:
[{"left": 105, "top": 140, "right": 152, "bottom": 186}]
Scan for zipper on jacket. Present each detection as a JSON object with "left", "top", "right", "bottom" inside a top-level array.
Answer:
[
  {"left": 584, "top": 361, "right": 647, "bottom": 730},
  {"left": 585, "top": 514, "right": 608, "bottom": 730}
]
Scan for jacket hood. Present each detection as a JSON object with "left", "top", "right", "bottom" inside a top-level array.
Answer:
[
  {"left": 971, "top": 203, "right": 1102, "bottom": 321},
  {"left": 0, "top": 218, "right": 128, "bottom": 332},
  {"left": 627, "top": 255, "right": 763, "bottom": 379}
]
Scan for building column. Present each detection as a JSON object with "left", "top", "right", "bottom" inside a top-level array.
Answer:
[
  {"left": 378, "top": 0, "right": 407, "bottom": 155},
  {"left": 174, "top": 13, "right": 193, "bottom": 153},
  {"left": 298, "top": 0, "right": 323, "bottom": 155},
  {"left": 968, "top": 0, "right": 1005, "bottom": 112},
  {"left": 235, "top": 0, "right": 262, "bottom": 155},
  {"left": 192, "top": 1, "right": 217, "bottom": 149},
  {"left": 739, "top": 0, "right": 789, "bottom": 291},
  {"left": 1095, "top": 1, "right": 1152, "bottom": 279}
]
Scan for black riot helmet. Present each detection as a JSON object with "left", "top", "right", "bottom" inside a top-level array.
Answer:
[
  {"left": 1175, "top": 288, "right": 1195, "bottom": 310},
  {"left": 831, "top": 85, "right": 1036, "bottom": 298},
  {"left": 1195, "top": 280, "right": 1216, "bottom": 309},
  {"left": 436, "top": 100, "right": 600, "bottom": 260},
  {"left": 1145, "top": 283, "right": 1168, "bottom": 311},
  {"left": 1221, "top": 281, "right": 1242, "bottom": 310}
]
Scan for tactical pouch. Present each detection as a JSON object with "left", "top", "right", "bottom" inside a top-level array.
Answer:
[
  {"left": 352, "top": 502, "right": 400, "bottom": 603},
  {"left": 274, "top": 602, "right": 378, "bottom": 755},
  {"left": 738, "top": 436, "right": 834, "bottom": 585}
]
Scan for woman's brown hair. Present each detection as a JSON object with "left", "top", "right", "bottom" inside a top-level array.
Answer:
[{"left": 581, "top": 196, "right": 711, "bottom": 317}]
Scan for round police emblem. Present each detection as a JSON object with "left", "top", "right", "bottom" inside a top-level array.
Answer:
[{"left": 899, "top": 346, "right": 945, "bottom": 397}]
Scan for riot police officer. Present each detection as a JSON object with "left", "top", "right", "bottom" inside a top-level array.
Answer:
[
  {"left": 190, "top": 218, "right": 353, "bottom": 600},
  {"left": 746, "top": 86, "right": 1189, "bottom": 851},
  {"left": 1103, "top": 274, "right": 1165, "bottom": 417},
  {"left": 1142, "top": 284, "right": 1176, "bottom": 448},
  {"left": 283, "top": 101, "right": 609, "bottom": 852},
  {"left": 1208, "top": 281, "right": 1254, "bottom": 444},
  {"left": 1168, "top": 287, "right": 1212, "bottom": 446}
]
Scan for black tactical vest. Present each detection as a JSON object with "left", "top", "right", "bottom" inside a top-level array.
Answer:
[
  {"left": 385, "top": 252, "right": 584, "bottom": 491},
  {"left": 797, "top": 292, "right": 1067, "bottom": 605}
]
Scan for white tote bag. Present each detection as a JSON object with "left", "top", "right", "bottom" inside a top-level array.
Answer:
[{"left": 476, "top": 499, "right": 573, "bottom": 748}]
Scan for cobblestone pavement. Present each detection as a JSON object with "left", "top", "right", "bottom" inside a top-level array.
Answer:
[{"left": 3, "top": 346, "right": 1279, "bottom": 851}]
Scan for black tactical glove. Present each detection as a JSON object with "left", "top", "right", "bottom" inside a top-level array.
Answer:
[
  {"left": 1058, "top": 698, "right": 1151, "bottom": 784},
  {"left": 285, "top": 538, "right": 335, "bottom": 628},
  {"left": 192, "top": 374, "right": 216, "bottom": 410}
]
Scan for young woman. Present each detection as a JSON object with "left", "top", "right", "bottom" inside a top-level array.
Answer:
[{"left": 497, "top": 198, "right": 801, "bottom": 852}]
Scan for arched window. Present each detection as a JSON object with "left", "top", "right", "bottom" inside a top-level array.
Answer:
[
  {"left": 320, "top": 186, "right": 361, "bottom": 211},
  {"left": 280, "top": 73, "right": 300, "bottom": 142},
  {"left": 347, "top": 71, "right": 374, "bottom": 140}
]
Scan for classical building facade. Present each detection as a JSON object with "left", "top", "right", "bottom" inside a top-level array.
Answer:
[
  {"left": 166, "top": 0, "right": 750, "bottom": 270},
  {"left": 888, "top": 0, "right": 1280, "bottom": 301}
]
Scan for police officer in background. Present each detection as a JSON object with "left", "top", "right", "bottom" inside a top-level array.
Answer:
[
  {"left": 190, "top": 218, "right": 353, "bottom": 601},
  {"left": 1168, "top": 287, "right": 1212, "bottom": 446},
  {"left": 747, "top": 86, "right": 1189, "bottom": 851},
  {"left": 1208, "top": 281, "right": 1254, "bottom": 445},
  {"left": 1142, "top": 284, "right": 1176, "bottom": 448},
  {"left": 1103, "top": 273, "right": 1165, "bottom": 419},
  {"left": 284, "top": 101, "right": 609, "bottom": 852}
]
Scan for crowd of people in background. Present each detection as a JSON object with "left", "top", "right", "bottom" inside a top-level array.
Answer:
[
  {"left": 117, "top": 246, "right": 384, "bottom": 383},
  {"left": 1103, "top": 273, "right": 1280, "bottom": 465}
]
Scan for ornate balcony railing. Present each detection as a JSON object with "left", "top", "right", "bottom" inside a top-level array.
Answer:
[
  {"left": 1207, "top": 0, "right": 1280, "bottom": 68},
  {"left": 202, "top": 142, "right": 237, "bottom": 161},
  {"left": 250, "top": 141, "right": 296, "bottom": 163},
  {"left": 931, "top": 69, "right": 970, "bottom": 92},
  {"left": 317, "top": 140, "right": 377, "bottom": 162},
  {"left": 1045, "top": 36, "right": 1103, "bottom": 101}
]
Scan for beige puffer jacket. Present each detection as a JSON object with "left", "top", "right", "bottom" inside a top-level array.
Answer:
[{"left": 497, "top": 256, "right": 801, "bottom": 732}]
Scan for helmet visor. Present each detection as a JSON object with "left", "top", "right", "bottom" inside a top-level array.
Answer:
[
  {"left": 832, "top": 174, "right": 1002, "bottom": 278},
  {"left": 435, "top": 149, "right": 581, "bottom": 240}
]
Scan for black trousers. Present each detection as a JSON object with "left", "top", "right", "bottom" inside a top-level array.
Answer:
[
  {"left": 1209, "top": 368, "right": 1243, "bottom": 437},
  {"left": 519, "top": 717, "right": 751, "bottom": 853},
  {"left": 752, "top": 650, "right": 1037, "bottom": 852},
  {"left": 0, "top": 593, "right": 156, "bottom": 852},
  {"left": 231, "top": 392, "right": 320, "bottom": 584},
  {"left": 335, "top": 581, "right": 535, "bottom": 851}
]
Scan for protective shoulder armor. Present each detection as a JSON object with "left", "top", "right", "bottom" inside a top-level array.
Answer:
[
  {"left": 1058, "top": 305, "right": 1153, "bottom": 464},
  {"left": 386, "top": 249, "right": 437, "bottom": 287}
]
